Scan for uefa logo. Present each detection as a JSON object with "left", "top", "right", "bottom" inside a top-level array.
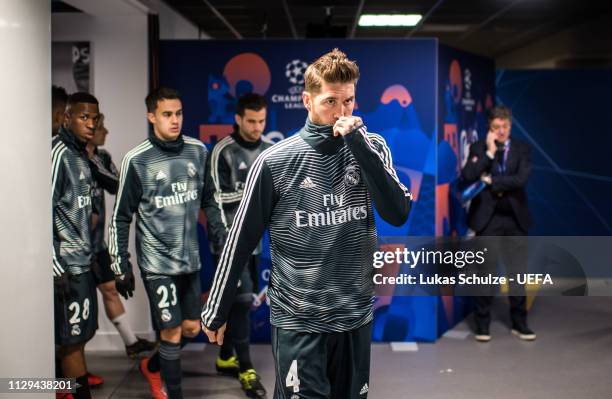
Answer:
[{"left": 285, "top": 59, "right": 308, "bottom": 85}]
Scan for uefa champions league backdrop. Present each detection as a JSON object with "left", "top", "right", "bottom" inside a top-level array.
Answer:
[
  {"left": 436, "top": 44, "right": 495, "bottom": 239},
  {"left": 158, "top": 39, "right": 494, "bottom": 342},
  {"left": 436, "top": 45, "right": 495, "bottom": 332}
]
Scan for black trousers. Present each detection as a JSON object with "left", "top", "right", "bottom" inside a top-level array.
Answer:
[{"left": 475, "top": 213, "right": 528, "bottom": 328}]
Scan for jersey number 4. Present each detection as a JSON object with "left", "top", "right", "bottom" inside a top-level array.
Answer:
[{"left": 286, "top": 359, "right": 300, "bottom": 393}]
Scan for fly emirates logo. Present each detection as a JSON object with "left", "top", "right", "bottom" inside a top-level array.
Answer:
[
  {"left": 78, "top": 183, "right": 91, "bottom": 208},
  {"left": 78, "top": 195, "right": 91, "bottom": 208},
  {"left": 155, "top": 181, "right": 198, "bottom": 209},
  {"left": 295, "top": 194, "right": 367, "bottom": 228}
]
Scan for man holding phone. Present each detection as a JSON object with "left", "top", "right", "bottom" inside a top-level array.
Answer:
[{"left": 461, "top": 105, "right": 535, "bottom": 343}]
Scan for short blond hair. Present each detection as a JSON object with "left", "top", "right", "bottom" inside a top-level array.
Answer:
[{"left": 304, "top": 48, "right": 360, "bottom": 94}]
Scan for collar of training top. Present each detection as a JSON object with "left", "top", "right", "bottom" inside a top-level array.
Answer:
[
  {"left": 58, "top": 125, "right": 88, "bottom": 154},
  {"left": 300, "top": 118, "right": 346, "bottom": 155},
  {"left": 148, "top": 130, "right": 184, "bottom": 154}
]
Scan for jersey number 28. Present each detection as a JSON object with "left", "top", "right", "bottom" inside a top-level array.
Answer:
[{"left": 68, "top": 298, "right": 90, "bottom": 324}]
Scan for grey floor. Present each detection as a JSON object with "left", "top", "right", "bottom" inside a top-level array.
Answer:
[{"left": 87, "top": 297, "right": 612, "bottom": 399}]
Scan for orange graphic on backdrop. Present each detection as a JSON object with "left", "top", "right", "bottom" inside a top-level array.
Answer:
[
  {"left": 380, "top": 84, "right": 413, "bottom": 108},
  {"left": 449, "top": 60, "right": 462, "bottom": 104},
  {"left": 223, "top": 53, "right": 271, "bottom": 96},
  {"left": 444, "top": 123, "right": 458, "bottom": 158},
  {"left": 436, "top": 183, "right": 450, "bottom": 237},
  {"left": 199, "top": 124, "right": 234, "bottom": 145}
]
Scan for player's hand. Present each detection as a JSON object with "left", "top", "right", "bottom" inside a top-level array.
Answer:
[
  {"left": 53, "top": 273, "right": 71, "bottom": 298},
  {"left": 333, "top": 116, "right": 363, "bottom": 137},
  {"left": 115, "top": 267, "right": 135, "bottom": 300},
  {"left": 91, "top": 213, "right": 99, "bottom": 230},
  {"left": 481, "top": 173, "right": 492, "bottom": 185},
  {"left": 86, "top": 142, "right": 95, "bottom": 159},
  {"left": 203, "top": 322, "right": 227, "bottom": 346},
  {"left": 486, "top": 130, "right": 497, "bottom": 156}
]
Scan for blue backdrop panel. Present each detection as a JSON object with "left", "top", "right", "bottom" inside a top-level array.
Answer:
[
  {"left": 436, "top": 44, "right": 495, "bottom": 237},
  {"left": 159, "top": 39, "right": 439, "bottom": 342},
  {"left": 436, "top": 45, "right": 495, "bottom": 335},
  {"left": 496, "top": 69, "right": 612, "bottom": 235}
]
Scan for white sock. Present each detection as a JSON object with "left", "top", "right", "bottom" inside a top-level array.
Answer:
[{"left": 111, "top": 313, "right": 138, "bottom": 346}]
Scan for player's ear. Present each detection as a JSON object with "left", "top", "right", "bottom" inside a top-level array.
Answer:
[
  {"left": 53, "top": 109, "right": 62, "bottom": 125},
  {"left": 147, "top": 112, "right": 156, "bottom": 125},
  {"left": 302, "top": 91, "right": 311, "bottom": 111},
  {"left": 63, "top": 110, "right": 70, "bottom": 127},
  {"left": 234, "top": 113, "right": 241, "bottom": 126}
]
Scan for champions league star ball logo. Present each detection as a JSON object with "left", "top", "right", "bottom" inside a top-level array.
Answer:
[
  {"left": 285, "top": 59, "right": 308, "bottom": 85},
  {"left": 461, "top": 68, "right": 475, "bottom": 111},
  {"left": 187, "top": 162, "right": 197, "bottom": 178},
  {"left": 272, "top": 59, "right": 307, "bottom": 109},
  {"left": 344, "top": 165, "right": 361, "bottom": 187},
  {"left": 464, "top": 68, "right": 472, "bottom": 91}
]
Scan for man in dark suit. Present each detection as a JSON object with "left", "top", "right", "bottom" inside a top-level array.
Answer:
[{"left": 461, "top": 105, "right": 535, "bottom": 342}]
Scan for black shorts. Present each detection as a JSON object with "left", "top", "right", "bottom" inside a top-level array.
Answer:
[
  {"left": 143, "top": 272, "right": 202, "bottom": 330},
  {"left": 91, "top": 249, "right": 114, "bottom": 285},
  {"left": 54, "top": 271, "right": 99, "bottom": 346},
  {"left": 272, "top": 322, "right": 372, "bottom": 399},
  {"left": 213, "top": 254, "right": 259, "bottom": 302}
]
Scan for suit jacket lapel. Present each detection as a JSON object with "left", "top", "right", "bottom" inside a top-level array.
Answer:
[{"left": 505, "top": 141, "right": 517, "bottom": 172}]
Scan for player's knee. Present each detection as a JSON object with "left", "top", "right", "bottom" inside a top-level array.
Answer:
[
  {"left": 181, "top": 320, "right": 200, "bottom": 338},
  {"left": 59, "top": 342, "right": 84, "bottom": 357},
  {"left": 98, "top": 281, "right": 119, "bottom": 300},
  {"left": 160, "top": 326, "right": 182, "bottom": 343}
]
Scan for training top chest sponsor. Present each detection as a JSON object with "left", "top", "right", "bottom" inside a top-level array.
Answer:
[
  {"left": 294, "top": 193, "right": 367, "bottom": 228},
  {"left": 154, "top": 181, "right": 198, "bottom": 209},
  {"left": 153, "top": 162, "right": 200, "bottom": 209},
  {"left": 75, "top": 169, "right": 92, "bottom": 208}
]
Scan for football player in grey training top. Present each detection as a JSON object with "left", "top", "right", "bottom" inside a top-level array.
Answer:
[
  {"left": 202, "top": 49, "right": 412, "bottom": 399},
  {"left": 87, "top": 113, "right": 156, "bottom": 360},
  {"left": 207, "top": 93, "right": 273, "bottom": 398},
  {"left": 53, "top": 92, "right": 100, "bottom": 399},
  {"left": 109, "top": 87, "right": 221, "bottom": 399}
]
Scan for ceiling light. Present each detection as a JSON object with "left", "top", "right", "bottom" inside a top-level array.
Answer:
[{"left": 358, "top": 14, "right": 423, "bottom": 27}]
